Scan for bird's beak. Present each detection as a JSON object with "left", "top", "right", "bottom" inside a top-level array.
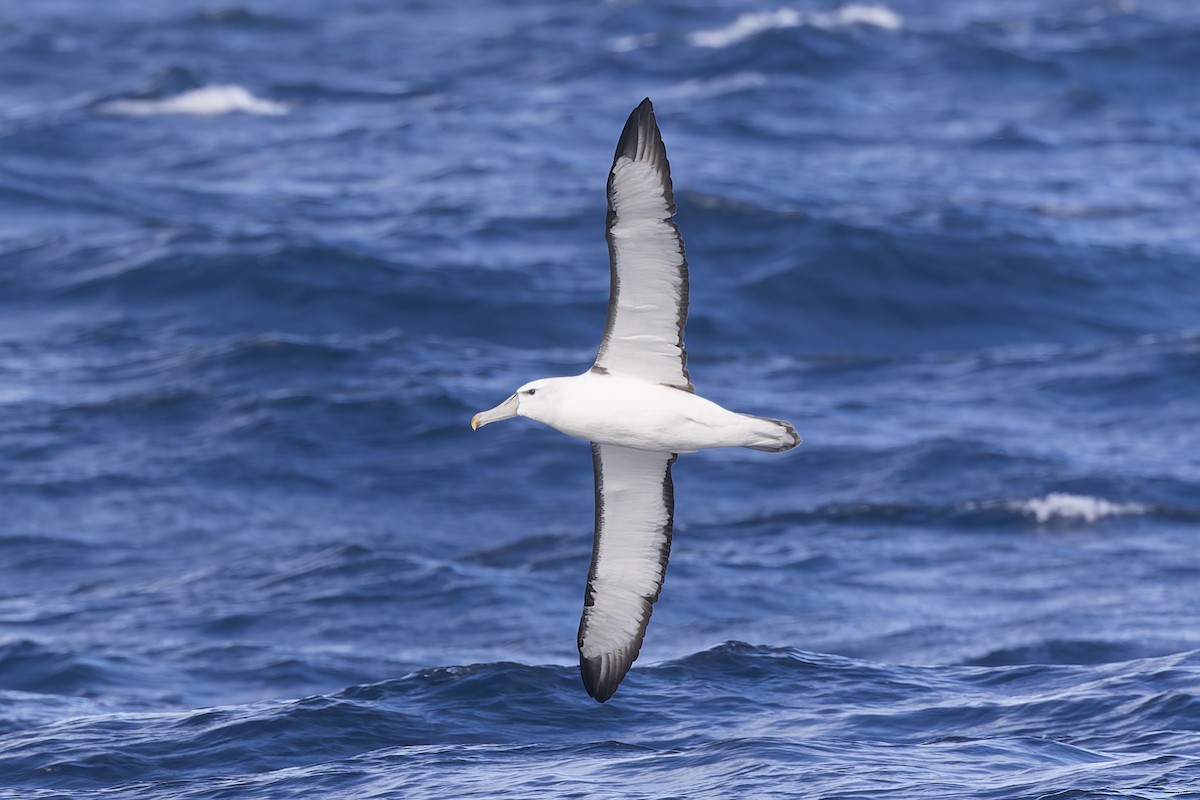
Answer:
[{"left": 471, "top": 394, "right": 519, "bottom": 430}]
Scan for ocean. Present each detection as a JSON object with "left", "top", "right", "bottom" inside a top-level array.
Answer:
[{"left": 2, "top": 0, "right": 1198, "bottom": 797}]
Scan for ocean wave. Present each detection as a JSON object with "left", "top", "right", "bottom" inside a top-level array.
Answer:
[
  {"left": 964, "top": 638, "right": 1166, "bottom": 667},
  {"left": 2, "top": 643, "right": 1198, "bottom": 795},
  {"left": 684, "top": 201, "right": 1200, "bottom": 354},
  {"left": 608, "top": 32, "right": 658, "bottom": 53},
  {"left": 1013, "top": 493, "right": 1147, "bottom": 524},
  {"left": 695, "top": 487, "right": 1196, "bottom": 533},
  {"left": 97, "top": 85, "right": 289, "bottom": 117},
  {"left": 180, "top": 7, "right": 303, "bottom": 29},
  {"left": 36, "top": 234, "right": 607, "bottom": 350},
  {"left": 662, "top": 72, "right": 768, "bottom": 100},
  {"left": 0, "top": 639, "right": 166, "bottom": 699},
  {"left": 689, "top": 4, "right": 902, "bottom": 49}
]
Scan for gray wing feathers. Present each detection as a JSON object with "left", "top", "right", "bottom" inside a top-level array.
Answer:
[
  {"left": 595, "top": 98, "right": 692, "bottom": 392},
  {"left": 578, "top": 443, "right": 677, "bottom": 702}
]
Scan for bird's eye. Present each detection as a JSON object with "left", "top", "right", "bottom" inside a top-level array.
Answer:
[{"left": 526, "top": 388, "right": 537, "bottom": 396}]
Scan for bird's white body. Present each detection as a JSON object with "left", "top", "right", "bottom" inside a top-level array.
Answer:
[{"left": 515, "top": 371, "right": 797, "bottom": 454}]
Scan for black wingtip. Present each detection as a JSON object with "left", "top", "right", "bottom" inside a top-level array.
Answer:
[
  {"left": 609, "top": 98, "right": 675, "bottom": 214},
  {"left": 580, "top": 655, "right": 620, "bottom": 703},
  {"left": 613, "top": 98, "right": 662, "bottom": 163},
  {"left": 614, "top": 102, "right": 642, "bottom": 162}
]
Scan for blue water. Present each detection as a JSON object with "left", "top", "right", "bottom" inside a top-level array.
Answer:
[{"left": 2, "top": 0, "right": 1199, "bottom": 796}]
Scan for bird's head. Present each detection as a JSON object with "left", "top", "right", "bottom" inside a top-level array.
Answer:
[{"left": 471, "top": 378, "right": 557, "bottom": 430}]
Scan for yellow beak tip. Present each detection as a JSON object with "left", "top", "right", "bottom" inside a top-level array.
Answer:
[{"left": 470, "top": 415, "right": 480, "bottom": 431}]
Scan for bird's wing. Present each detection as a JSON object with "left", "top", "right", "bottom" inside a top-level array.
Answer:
[
  {"left": 578, "top": 443, "right": 677, "bottom": 702},
  {"left": 594, "top": 98, "right": 692, "bottom": 392}
]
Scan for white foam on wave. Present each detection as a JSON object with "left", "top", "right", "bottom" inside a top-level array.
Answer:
[
  {"left": 1016, "top": 493, "right": 1147, "bottom": 524},
  {"left": 98, "top": 85, "right": 289, "bottom": 117},
  {"left": 689, "top": 4, "right": 902, "bottom": 48},
  {"left": 666, "top": 72, "right": 768, "bottom": 100},
  {"left": 609, "top": 33, "right": 658, "bottom": 53}
]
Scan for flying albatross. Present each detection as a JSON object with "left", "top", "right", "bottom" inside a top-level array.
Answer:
[{"left": 472, "top": 98, "right": 800, "bottom": 702}]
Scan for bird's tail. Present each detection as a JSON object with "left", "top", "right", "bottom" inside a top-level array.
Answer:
[{"left": 739, "top": 415, "right": 802, "bottom": 453}]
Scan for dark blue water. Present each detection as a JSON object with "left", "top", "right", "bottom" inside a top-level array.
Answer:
[{"left": 3, "top": 1, "right": 1199, "bottom": 796}]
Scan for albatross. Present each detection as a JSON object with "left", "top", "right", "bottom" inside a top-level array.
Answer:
[{"left": 472, "top": 98, "right": 800, "bottom": 702}]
